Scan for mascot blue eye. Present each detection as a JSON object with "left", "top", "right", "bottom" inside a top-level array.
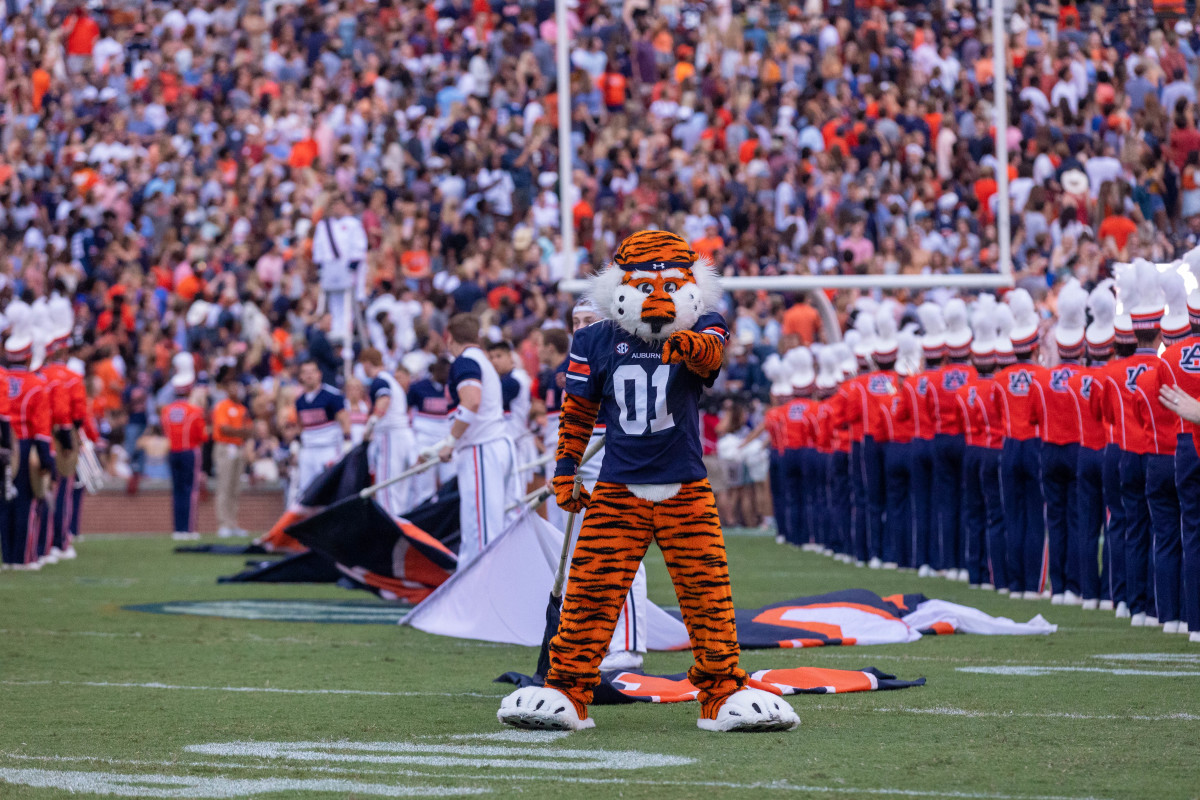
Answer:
[
  {"left": 638, "top": 283, "right": 653, "bottom": 295},
  {"left": 663, "top": 282, "right": 678, "bottom": 292}
]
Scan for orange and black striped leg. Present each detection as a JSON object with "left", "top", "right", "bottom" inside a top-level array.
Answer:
[
  {"left": 545, "top": 482, "right": 654, "bottom": 717},
  {"left": 653, "top": 479, "right": 748, "bottom": 719}
]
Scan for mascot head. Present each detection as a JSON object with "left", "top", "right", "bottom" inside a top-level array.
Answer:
[{"left": 588, "top": 230, "right": 721, "bottom": 342}]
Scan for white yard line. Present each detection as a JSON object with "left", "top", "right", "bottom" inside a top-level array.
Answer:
[
  {"left": 0, "top": 752, "right": 1113, "bottom": 800},
  {"left": 0, "top": 680, "right": 501, "bottom": 699},
  {"left": 801, "top": 704, "right": 1200, "bottom": 722}
]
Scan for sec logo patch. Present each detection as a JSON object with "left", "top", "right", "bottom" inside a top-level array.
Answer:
[{"left": 616, "top": 342, "right": 629, "bottom": 355}]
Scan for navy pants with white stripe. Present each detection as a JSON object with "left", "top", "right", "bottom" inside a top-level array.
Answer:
[
  {"left": 1041, "top": 442, "right": 1080, "bottom": 597},
  {"left": 829, "top": 451, "right": 849, "bottom": 556},
  {"left": 1075, "top": 445, "right": 1106, "bottom": 603},
  {"left": 1001, "top": 438, "right": 1044, "bottom": 594},
  {"left": 908, "top": 437, "right": 935, "bottom": 570},
  {"left": 1103, "top": 445, "right": 1128, "bottom": 607},
  {"left": 1119, "top": 451, "right": 1153, "bottom": 617},
  {"left": 883, "top": 441, "right": 912, "bottom": 567},
  {"left": 1145, "top": 453, "right": 1182, "bottom": 624},
  {"left": 1176, "top": 434, "right": 1200, "bottom": 633},
  {"left": 4, "top": 441, "right": 39, "bottom": 565},
  {"left": 861, "top": 435, "right": 886, "bottom": 562},
  {"left": 933, "top": 434, "right": 965, "bottom": 571},
  {"left": 169, "top": 449, "right": 199, "bottom": 535}
]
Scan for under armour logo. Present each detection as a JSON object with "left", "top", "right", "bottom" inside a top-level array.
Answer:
[
  {"left": 1008, "top": 370, "right": 1032, "bottom": 395},
  {"left": 1181, "top": 344, "right": 1200, "bottom": 373},
  {"left": 654, "top": 262, "right": 665, "bottom": 269},
  {"left": 1125, "top": 364, "right": 1149, "bottom": 393}
]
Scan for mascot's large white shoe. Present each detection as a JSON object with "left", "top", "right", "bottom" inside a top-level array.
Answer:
[
  {"left": 697, "top": 687, "right": 800, "bottom": 733},
  {"left": 497, "top": 686, "right": 595, "bottom": 731}
]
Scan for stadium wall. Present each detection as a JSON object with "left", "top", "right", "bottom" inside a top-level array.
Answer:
[{"left": 79, "top": 483, "right": 285, "bottom": 536}]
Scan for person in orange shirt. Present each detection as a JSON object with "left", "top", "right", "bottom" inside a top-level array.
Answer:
[
  {"left": 781, "top": 295, "right": 822, "bottom": 344},
  {"left": 211, "top": 367, "right": 252, "bottom": 538},
  {"left": 92, "top": 350, "right": 125, "bottom": 418},
  {"left": 161, "top": 363, "right": 208, "bottom": 540},
  {"left": 1098, "top": 213, "right": 1138, "bottom": 254},
  {"left": 691, "top": 223, "right": 725, "bottom": 263}
]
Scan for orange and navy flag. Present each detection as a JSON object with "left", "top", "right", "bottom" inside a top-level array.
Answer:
[{"left": 497, "top": 666, "right": 924, "bottom": 703}]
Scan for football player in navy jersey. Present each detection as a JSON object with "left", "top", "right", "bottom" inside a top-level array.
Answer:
[{"left": 422, "top": 314, "right": 519, "bottom": 569}]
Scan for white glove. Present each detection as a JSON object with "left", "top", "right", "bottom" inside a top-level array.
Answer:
[
  {"left": 418, "top": 435, "right": 456, "bottom": 462},
  {"left": 341, "top": 438, "right": 352, "bottom": 455},
  {"left": 363, "top": 417, "right": 377, "bottom": 441}
]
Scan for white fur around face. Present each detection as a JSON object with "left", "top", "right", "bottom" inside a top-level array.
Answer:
[{"left": 586, "top": 259, "right": 722, "bottom": 343}]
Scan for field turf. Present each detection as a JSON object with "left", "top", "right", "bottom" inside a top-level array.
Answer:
[{"left": 1, "top": 531, "right": 1197, "bottom": 800}]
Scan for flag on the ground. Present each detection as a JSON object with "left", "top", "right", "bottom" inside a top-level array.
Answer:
[
  {"left": 406, "top": 512, "right": 1056, "bottom": 648},
  {"left": 218, "top": 550, "right": 342, "bottom": 584},
  {"left": 496, "top": 666, "right": 925, "bottom": 703}
]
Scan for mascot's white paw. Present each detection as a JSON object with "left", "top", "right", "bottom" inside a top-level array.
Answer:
[
  {"left": 497, "top": 686, "right": 595, "bottom": 731},
  {"left": 697, "top": 687, "right": 800, "bottom": 733}
]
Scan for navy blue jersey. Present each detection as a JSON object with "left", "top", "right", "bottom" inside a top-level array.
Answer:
[
  {"left": 407, "top": 379, "right": 453, "bottom": 416},
  {"left": 539, "top": 358, "right": 569, "bottom": 414},
  {"left": 295, "top": 385, "right": 345, "bottom": 449},
  {"left": 565, "top": 313, "right": 727, "bottom": 484},
  {"left": 447, "top": 354, "right": 483, "bottom": 407},
  {"left": 499, "top": 372, "right": 519, "bottom": 412}
]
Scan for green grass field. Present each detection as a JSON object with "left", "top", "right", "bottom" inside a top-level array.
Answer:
[{"left": 2, "top": 531, "right": 1198, "bottom": 800}]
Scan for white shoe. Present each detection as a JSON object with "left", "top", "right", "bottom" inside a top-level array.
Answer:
[
  {"left": 1115, "top": 601, "right": 1131, "bottom": 618},
  {"left": 1163, "top": 620, "right": 1185, "bottom": 634},
  {"left": 59, "top": 546, "right": 77, "bottom": 560},
  {"left": 42, "top": 552, "right": 59, "bottom": 565},
  {"left": 1051, "top": 594, "right": 1065, "bottom": 606},
  {"left": 16, "top": 561, "right": 41, "bottom": 571},
  {"left": 821, "top": 548, "right": 834, "bottom": 557},
  {"left": 696, "top": 688, "right": 800, "bottom": 733},
  {"left": 1022, "top": 591, "right": 1043, "bottom": 600},
  {"left": 498, "top": 686, "right": 595, "bottom": 731},
  {"left": 217, "top": 527, "right": 234, "bottom": 538},
  {"left": 171, "top": 532, "right": 192, "bottom": 541},
  {"left": 881, "top": 562, "right": 898, "bottom": 570},
  {"left": 956, "top": 569, "right": 971, "bottom": 583},
  {"left": 774, "top": 534, "right": 785, "bottom": 545},
  {"left": 998, "top": 587, "right": 1010, "bottom": 595},
  {"left": 599, "top": 650, "right": 644, "bottom": 672},
  {"left": 1131, "top": 613, "right": 1160, "bottom": 627},
  {"left": 1191, "top": 632, "right": 1200, "bottom": 643},
  {"left": 1099, "top": 600, "right": 1114, "bottom": 611},
  {"left": 49, "top": 546, "right": 64, "bottom": 560},
  {"left": 917, "top": 564, "right": 933, "bottom": 578},
  {"left": 854, "top": 560, "right": 866, "bottom": 568},
  {"left": 980, "top": 583, "right": 995, "bottom": 591},
  {"left": 1062, "top": 590, "right": 1082, "bottom": 606},
  {"left": 1081, "top": 599, "right": 1100, "bottom": 610},
  {"left": 868, "top": 557, "right": 883, "bottom": 569}
]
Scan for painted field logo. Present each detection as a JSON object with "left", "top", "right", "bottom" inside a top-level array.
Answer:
[{"left": 124, "top": 599, "right": 411, "bottom": 625}]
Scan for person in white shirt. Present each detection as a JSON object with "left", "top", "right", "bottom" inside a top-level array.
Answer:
[
  {"left": 311, "top": 196, "right": 368, "bottom": 360},
  {"left": 422, "top": 314, "right": 519, "bottom": 569},
  {"left": 359, "top": 348, "right": 417, "bottom": 517}
]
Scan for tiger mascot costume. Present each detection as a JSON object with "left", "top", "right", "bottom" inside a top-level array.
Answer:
[{"left": 498, "top": 230, "right": 800, "bottom": 733}]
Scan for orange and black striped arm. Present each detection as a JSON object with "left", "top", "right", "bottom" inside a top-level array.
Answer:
[
  {"left": 554, "top": 393, "right": 600, "bottom": 472},
  {"left": 662, "top": 329, "right": 724, "bottom": 379}
]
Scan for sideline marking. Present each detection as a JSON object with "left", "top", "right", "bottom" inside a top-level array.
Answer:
[
  {"left": 123, "top": 600, "right": 411, "bottom": 625},
  {"left": 0, "top": 768, "right": 487, "bottom": 798},
  {"left": 184, "top": 740, "right": 694, "bottom": 771},
  {"left": 0, "top": 680, "right": 500, "bottom": 699},
  {"left": 959, "top": 666, "right": 1200, "bottom": 678},
  {"left": 0, "top": 753, "right": 1113, "bottom": 800},
  {"left": 1092, "top": 653, "right": 1200, "bottom": 664},
  {"left": 815, "top": 705, "right": 1200, "bottom": 723}
]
